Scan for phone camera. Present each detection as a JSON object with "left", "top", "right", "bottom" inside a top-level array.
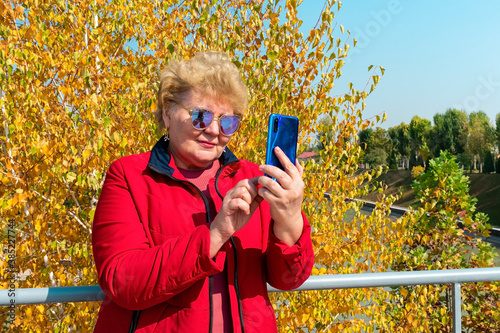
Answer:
[{"left": 273, "top": 117, "right": 279, "bottom": 133}]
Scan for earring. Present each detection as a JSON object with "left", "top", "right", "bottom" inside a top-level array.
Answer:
[{"left": 164, "top": 131, "right": 169, "bottom": 142}]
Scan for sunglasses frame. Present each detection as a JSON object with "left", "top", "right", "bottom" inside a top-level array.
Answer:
[{"left": 173, "top": 101, "right": 241, "bottom": 137}]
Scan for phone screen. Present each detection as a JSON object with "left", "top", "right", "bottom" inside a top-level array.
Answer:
[{"left": 265, "top": 114, "right": 299, "bottom": 171}]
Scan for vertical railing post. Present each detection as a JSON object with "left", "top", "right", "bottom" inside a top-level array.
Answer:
[{"left": 452, "top": 282, "right": 461, "bottom": 333}]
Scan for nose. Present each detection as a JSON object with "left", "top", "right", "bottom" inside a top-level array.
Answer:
[{"left": 203, "top": 117, "right": 220, "bottom": 136}]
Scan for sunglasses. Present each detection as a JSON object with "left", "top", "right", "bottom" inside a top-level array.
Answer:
[{"left": 173, "top": 101, "right": 241, "bottom": 136}]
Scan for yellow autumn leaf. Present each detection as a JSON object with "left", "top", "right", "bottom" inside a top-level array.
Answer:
[
  {"left": 83, "top": 149, "right": 91, "bottom": 159},
  {"left": 400, "top": 288, "right": 408, "bottom": 299},
  {"left": 26, "top": 306, "right": 32, "bottom": 319}
]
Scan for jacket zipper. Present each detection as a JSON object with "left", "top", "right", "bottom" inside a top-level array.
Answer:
[
  {"left": 148, "top": 158, "right": 245, "bottom": 332},
  {"left": 145, "top": 164, "right": 215, "bottom": 333},
  {"left": 128, "top": 310, "right": 141, "bottom": 333},
  {"left": 214, "top": 165, "right": 246, "bottom": 333},
  {"left": 229, "top": 236, "right": 245, "bottom": 333}
]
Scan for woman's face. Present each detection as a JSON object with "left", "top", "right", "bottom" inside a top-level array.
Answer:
[{"left": 163, "top": 90, "right": 234, "bottom": 170}]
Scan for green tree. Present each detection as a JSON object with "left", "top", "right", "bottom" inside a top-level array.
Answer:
[
  {"left": 361, "top": 127, "right": 391, "bottom": 167},
  {"left": 409, "top": 115, "right": 431, "bottom": 168},
  {"left": 367, "top": 127, "right": 391, "bottom": 153},
  {"left": 429, "top": 113, "right": 448, "bottom": 156},
  {"left": 445, "top": 108, "right": 468, "bottom": 155},
  {"left": 388, "top": 122, "right": 411, "bottom": 169},
  {"left": 409, "top": 115, "right": 431, "bottom": 149},
  {"left": 384, "top": 151, "right": 499, "bottom": 332},
  {"left": 483, "top": 150, "right": 495, "bottom": 173},
  {"left": 387, "top": 149, "right": 398, "bottom": 170},
  {"left": 460, "top": 111, "right": 495, "bottom": 171},
  {"left": 364, "top": 147, "right": 388, "bottom": 167},
  {"left": 458, "top": 151, "right": 474, "bottom": 171},
  {"left": 357, "top": 127, "right": 373, "bottom": 150},
  {"left": 496, "top": 113, "right": 500, "bottom": 152},
  {"left": 428, "top": 108, "right": 467, "bottom": 157}
]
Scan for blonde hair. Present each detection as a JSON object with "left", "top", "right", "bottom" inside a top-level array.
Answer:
[{"left": 155, "top": 51, "right": 249, "bottom": 132}]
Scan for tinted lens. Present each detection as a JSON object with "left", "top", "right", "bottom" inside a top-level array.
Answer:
[
  {"left": 191, "top": 109, "right": 212, "bottom": 129},
  {"left": 220, "top": 116, "right": 240, "bottom": 135}
]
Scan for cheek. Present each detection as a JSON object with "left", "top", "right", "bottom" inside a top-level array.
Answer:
[
  {"left": 172, "top": 119, "right": 196, "bottom": 138},
  {"left": 219, "top": 136, "right": 231, "bottom": 147}
]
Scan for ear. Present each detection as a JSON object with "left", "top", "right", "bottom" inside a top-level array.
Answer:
[{"left": 162, "top": 108, "right": 171, "bottom": 130}]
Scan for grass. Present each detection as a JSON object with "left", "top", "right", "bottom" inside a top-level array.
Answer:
[{"left": 362, "top": 169, "right": 500, "bottom": 227}]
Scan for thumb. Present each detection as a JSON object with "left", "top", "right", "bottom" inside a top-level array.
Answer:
[{"left": 249, "top": 194, "right": 263, "bottom": 215}]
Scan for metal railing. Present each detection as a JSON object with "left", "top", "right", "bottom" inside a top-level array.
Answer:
[{"left": 2, "top": 267, "right": 499, "bottom": 332}]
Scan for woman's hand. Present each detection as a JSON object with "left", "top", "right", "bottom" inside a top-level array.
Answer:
[
  {"left": 209, "top": 178, "right": 263, "bottom": 258},
  {"left": 258, "top": 147, "right": 305, "bottom": 246}
]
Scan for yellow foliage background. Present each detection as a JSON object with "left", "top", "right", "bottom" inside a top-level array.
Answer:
[{"left": 2, "top": 0, "right": 496, "bottom": 332}]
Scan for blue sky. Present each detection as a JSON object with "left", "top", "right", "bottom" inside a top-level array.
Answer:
[{"left": 297, "top": 0, "right": 500, "bottom": 129}]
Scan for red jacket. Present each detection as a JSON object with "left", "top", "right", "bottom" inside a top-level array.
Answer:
[{"left": 92, "top": 139, "right": 314, "bottom": 332}]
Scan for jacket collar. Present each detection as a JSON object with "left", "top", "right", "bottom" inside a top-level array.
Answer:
[{"left": 148, "top": 137, "right": 239, "bottom": 177}]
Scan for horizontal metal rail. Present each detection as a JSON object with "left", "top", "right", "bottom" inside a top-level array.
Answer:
[
  {"left": 2, "top": 267, "right": 499, "bottom": 332},
  {"left": 1, "top": 285, "right": 105, "bottom": 305},
  {"left": 267, "top": 267, "right": 500, "bottom": 292}
]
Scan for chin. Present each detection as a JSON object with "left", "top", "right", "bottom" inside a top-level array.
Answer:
[{"left": 192, "top": 156, "right": 218, "bottom": 168}]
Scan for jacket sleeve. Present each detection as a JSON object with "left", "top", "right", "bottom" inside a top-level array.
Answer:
[
  {"left": 92, "top": 160, "right": 225, "bottom": 310},
  {"left": 265, "top": 212, "right": 314, "bottom": 290}
]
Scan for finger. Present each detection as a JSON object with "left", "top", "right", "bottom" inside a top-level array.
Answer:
[
  {"left": 227, "top": 197, "right": 251, "bottom": 215},
  {"left": 227, "top": 182, "right": 263, "bottom": 216},
  {"left": 257, "top": 186, "right": 276, "bottom": 203},
  {"left": 257, "top": 174, "right": 284, "bottom": 198},
  {"left": 246, "top": 177, "right": 260, "bottom": 197},
  {"left": 249, "top": 193, "right": 264, "bottom": 215},
  {"left": 260, "top": 164, "right": 294, "bottom": 190},
  {"left": 236, "top": 179, "right": 261, "bottom": 205},
  {"left": 232, "top": 186, "right": 254, "bottom": 206},
  {"left": 296, "top": 159, "right": 304, "bottom": 178},
  {"left": 248, "top": 176, "right": 260, "bottom": 187},
  {"left": 227, "top": 178, "right": 261, "bottom": 207},
  {"left": 258, "top": 163, "right": 283, "bottom": 180},
  {"left": 274, "top": 147, "right": 300, "bottom": 177},
  {"left": 243, "top": 178, "right": 264, "bottom": 214}
]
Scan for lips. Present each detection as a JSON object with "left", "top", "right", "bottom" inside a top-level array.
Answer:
[{"left": 198, "top": 140, "right": 217, "bottom": 148}]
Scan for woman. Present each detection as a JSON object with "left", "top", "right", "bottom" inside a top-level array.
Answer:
[{"left": 92, "top": 51, "right": 314, "bottom": 332}]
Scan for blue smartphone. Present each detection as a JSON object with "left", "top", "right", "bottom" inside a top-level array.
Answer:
[{"left": 265, "top": 114, "right": 299, "bottom": 172}]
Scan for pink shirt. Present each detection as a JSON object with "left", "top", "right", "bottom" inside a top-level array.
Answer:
[{"left": 178, "top": 160, "right": 233, "bottom": 332}]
